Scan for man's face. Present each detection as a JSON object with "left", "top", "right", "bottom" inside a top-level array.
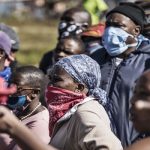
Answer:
[
  {"left": 105, "top": 13, "right": 140, "bottom": 57},
  {"left": 106, "top": 13, "right": 138, "bottom": 36},
  {"left": 130, "top": 73, "right": 150, "bottom": 133}
]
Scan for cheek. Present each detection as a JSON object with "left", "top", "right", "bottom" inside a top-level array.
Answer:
[
  {"left": 62, "top": 82, "right": 76, "bottom": 91},
  {"left": 132, "top": 108, "right": 150, "bottom": 132},
  {"left": 53, "top": 81, "right": 76, "bottom": 92},
  {"left": 133, "top": 119, "right": 150, "bottom": 133}
]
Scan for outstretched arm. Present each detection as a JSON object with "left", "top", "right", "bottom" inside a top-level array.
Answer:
[{"left": 0, "top": 106, "right": 57, "bottom": 150}]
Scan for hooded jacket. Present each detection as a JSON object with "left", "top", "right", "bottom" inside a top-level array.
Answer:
[{"left": 91, "top": 40, "right": 150, "bottom": 147}]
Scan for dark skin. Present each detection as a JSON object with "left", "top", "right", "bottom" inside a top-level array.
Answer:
[
  {"left": 10, "top": 75, "right": 44, "bottom": 120},
  {"left": 61, "top": 10, "right": 91, "bottom": 29},
  {"left": 126, "top": 71, "right": 150, "bottom": 150},
  {"left": 49, "top": 66, "right": 88, "bottom": 94},
  {"left": 130, "top": 71, "right": 150, "bottom": 133},
  {"left": 106, "top": 13, "right": 141, "bottom": 58},
  {"left": 0, "top": 49, "right": 6, "bottom": 71},
  {"left": 0, "top": 106, "right": 57, "bottom": 150},
  {"left": 54, "top": 38, "right": 85, "bottom": 62},
  {"left": 125, "top": 137, "right": 150, "bottom": 150}
]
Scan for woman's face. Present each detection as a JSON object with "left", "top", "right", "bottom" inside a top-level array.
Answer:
[
  {"left": 48, "top": 66, "right": 78, "bottom": 92},
  {"left": 130, "top": 75, "right": 150, "bottom": 133}
]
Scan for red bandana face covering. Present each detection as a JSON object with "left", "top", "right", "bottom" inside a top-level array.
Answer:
[{"left": 45, "top": 86, "right": 86, "bottom": 135}]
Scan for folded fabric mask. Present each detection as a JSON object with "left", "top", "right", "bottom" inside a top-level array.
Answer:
[{"left": 102, "top": 27, "right": 138, "bottom": 56}]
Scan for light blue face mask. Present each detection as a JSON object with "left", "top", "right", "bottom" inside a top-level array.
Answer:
[
  {"left": 102, "top": 27, "right": 138, "bottom": 56},
  {"left": 7, "top": 95, "right": 27, "bottom": 109}
]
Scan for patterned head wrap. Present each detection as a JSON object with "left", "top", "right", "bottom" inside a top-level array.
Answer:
[
  {"left": 58, "top": 21, "right": 88, "bottom": 39},
  {"left": 54, "top": 54, "right": 107, "bottom": 106}
]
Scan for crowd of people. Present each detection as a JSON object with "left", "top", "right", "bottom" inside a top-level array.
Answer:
[{"left": 0, "top": 0, "right": 150, "bottom": 150}]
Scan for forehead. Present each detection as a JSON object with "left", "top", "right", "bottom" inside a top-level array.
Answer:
[
  {"left": 62, "top": 12, "right": 86, "bottom": 23},
  {"left": 71, "top": 12, "right": 86, "bottom": 22},
  {"left": 51, "top": 66, "right": 72, "bottom": 78},
  {"left": 58, "top": 39, "right": 79, "bottom": 48},
  {"left": 107, "top": 13, "right": 136, "bottom": 26}
]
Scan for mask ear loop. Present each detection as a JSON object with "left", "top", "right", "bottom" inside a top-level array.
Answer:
[
  {"left": 25, "top": 88, "right": 41, "bottom": 106},
  {"left": 127, "top": 42, "right": 138, "bottom": 48}
]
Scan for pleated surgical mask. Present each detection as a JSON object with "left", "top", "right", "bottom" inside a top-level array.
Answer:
[{"left": 102, "top": 27, "right": 138, "bottom": 56}]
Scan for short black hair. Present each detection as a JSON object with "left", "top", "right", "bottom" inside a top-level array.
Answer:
[
  {"left": 11, "top": 66, "right": 45, "bottom": 89},
  {"left": 61, "top": 7, "right": 92, "bottom": 26}
]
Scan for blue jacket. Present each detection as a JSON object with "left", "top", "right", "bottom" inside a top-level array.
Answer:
[{"left": 91, "top": 41, "right": 150, "bottom": 147}]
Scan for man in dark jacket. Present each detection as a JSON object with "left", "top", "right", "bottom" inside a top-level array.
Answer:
[{"left": 91, "top": 2, "right": 150, "bottom": 148}]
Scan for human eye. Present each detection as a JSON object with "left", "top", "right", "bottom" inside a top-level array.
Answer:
[
  {"left": 51, "top": 75, "right": 63, "bottom": 83},
  {"left": 64, "top": 49, "right": 73, "bottom": 55}
]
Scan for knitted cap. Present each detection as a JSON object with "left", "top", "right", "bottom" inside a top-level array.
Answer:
[{"left": 106, "top": 3, "right": 145, "bottom": 30}]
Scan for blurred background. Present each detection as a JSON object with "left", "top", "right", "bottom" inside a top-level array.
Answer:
[
  {"left": 0, "top": 0, "right": 82, "bottom": 66},
  {"left": 0, "top": 0, "right": 130, "bottom": 66}
]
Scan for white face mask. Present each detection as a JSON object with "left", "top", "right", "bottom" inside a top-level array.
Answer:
[{"left": 102, "top": 27, "right": 138, "bottom": 56}]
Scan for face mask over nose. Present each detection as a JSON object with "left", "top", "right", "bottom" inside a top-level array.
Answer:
[
  {"left": 7, "top": 95, "right": 27, "bottom": 110},
  {"left": 102, "top": 27, "right": 138, "bottom": 56}
]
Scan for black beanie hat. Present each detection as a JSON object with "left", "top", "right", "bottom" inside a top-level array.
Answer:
[{"left": 106, "top": 2, "right": 145, "bottom": 31}]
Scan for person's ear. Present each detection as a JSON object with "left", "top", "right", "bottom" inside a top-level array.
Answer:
[
  {"left": 133, "top": 26, "right": 141, "bottom": 37},
  {"left": 30, "top": 90, "right": 40, "bottom": 99},
  {"left": 75, "top": 83, "right": 88, "bottom": 94}
]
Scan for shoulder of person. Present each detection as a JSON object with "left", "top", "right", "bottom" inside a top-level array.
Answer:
[
  {"left": 75, "top": 99, "right": 110, "bottom": 124},
  {"left": 90, "top": 47, "right": 108, "bottom": 64}
]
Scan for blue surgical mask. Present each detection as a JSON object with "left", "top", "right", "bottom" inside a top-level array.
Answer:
[
  {"left": 0, "top": 67, "right": 11, "bottom": 82},
  {"left": 7, "top": 95, "right": 27, "bottom": 109},
  {"left": 102, "top": 27, "right": 138, "bottom": 56}
]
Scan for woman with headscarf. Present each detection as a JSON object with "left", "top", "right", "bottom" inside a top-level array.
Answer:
[
  {"left": 46, "top": 54, "right": 122, "bottom": 150},
  {"left": 0, "top": 55, "right": 122, "bottom": 150}
]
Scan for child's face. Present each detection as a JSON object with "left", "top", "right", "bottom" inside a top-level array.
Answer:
[{"left": 130, "top": 73, "right": 150, "bottom": 133}]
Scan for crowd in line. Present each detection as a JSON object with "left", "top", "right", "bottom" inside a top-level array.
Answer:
[{"left": 0, "top": 0, "right": 150, "bottom": 150}]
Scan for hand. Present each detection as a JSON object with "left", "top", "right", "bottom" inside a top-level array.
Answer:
[
  {"left": 0, "top": 77, "right": 16, "bottom": 104},
  {"left": 0, "top": 106, "right": 18, "bottom": 135}
]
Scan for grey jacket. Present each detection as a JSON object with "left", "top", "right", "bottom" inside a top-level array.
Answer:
[{"left": 50, "top": 98, "right": 122, "bottom": 150}]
